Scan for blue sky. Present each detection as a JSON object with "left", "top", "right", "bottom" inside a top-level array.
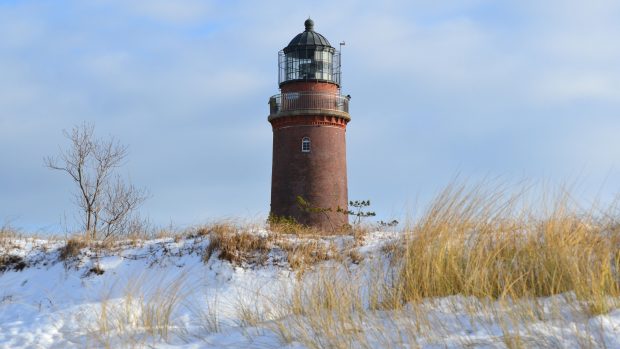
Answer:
[{"left": 2, "top": 0, "right": 620, "bottom": 232}]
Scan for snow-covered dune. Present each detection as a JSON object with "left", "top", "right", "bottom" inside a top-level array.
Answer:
[{"left": 1, "top": 232, "right": 619, "bottom": 348}]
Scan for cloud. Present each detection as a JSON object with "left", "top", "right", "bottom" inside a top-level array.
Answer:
[
  {"left": 106, "top": 0, "right": 213, "bottom": 24},
  {"left": 535, "top": 72, "right": 620, "bottom": 103},
  {"left": 2, "top": 0, "right": 620, "bottom": 230}
]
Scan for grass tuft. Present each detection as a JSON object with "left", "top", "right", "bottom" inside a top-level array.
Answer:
[
  {"left": 200, "top": 221, "right": 354, "bottom": 271},
  {"left": 393, "top": 182, "right": 620, "bottom": 310},
  {"left": 0, "top": 254, "right": 26, "bottom": 273},
  {"left": 59, "top": 236, "right": 89, "bottom": 261},
  {"left": 202, "top": 223, "right": 271, "bottom": 264}
]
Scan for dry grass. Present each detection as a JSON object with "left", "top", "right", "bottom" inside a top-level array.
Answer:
[
  {"left": 188, "top": 292, "right": 223, "bottom": 334},
  {"left": 0, "top": 254, "right": 26, "bottom": 273},
  {"left": 392, "top": 183, "right": 620, "bottom": 314},
  {"left": 56, "top": 221, "right": 189, "bottom": 263},
  {"left": 0, "top": 224, "right": 24, "bottom": 272},
  {"left": 202, "top": 223, "right": 272, "bottom": 264},
  {"left": 270, "top": 267, "right": 370, "bottom": 349},
  {"left": 266, "top": 265, "right": 620, "bottom": 348},
  {"left": 58, "top": 234, "right": 128, "bottom": 264},
  {"left": 8, "top": 181, "right": 620, "bottom": 348},
  {"left": 0, "top": 223, "right": 26, "bottom": 253},
  {"left": 282, "top": 239, "right": 336, "bottom": 271},
  {"left": 58, "top": 236, "right": 89, "bottom": 261},
  {"left": 256, "top": 182, "right": 620, "bottom": 348},
  {"left": 268, "top": 216, "right": 321, "bottom": 236},
  {"left": 200, "top": 221, "right": 358, "bottom": 271},
  {"left": 85, "top": 271, "right": 192, "bottom": 348}
]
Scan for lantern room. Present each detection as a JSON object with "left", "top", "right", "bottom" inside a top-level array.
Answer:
[{"left": 278, "top": 18, "right": 341, "bottom": 87}]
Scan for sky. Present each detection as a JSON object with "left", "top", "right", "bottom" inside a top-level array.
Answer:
[{"left": 1, "top": 0, "right": 620, "bottom": 233}]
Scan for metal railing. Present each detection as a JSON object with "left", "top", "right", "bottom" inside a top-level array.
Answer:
[{"left": 269, "top": 92, "right": 349, "bottom": 115}]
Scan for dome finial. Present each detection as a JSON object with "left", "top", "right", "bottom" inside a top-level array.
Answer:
[{"left": 304, "top": 18, "right": 314, "bottom": 31}]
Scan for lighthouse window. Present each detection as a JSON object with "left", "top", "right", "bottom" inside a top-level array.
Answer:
[
  {"left": 314, "top": 51, "right": 333, "bottom": 80},
  {"left": 301, "top": 137, "right": 311, "bottom": 152}
]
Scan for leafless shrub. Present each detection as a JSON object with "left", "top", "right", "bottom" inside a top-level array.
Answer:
[{"left": 44, "top": 123, "right": 147, "bottom": 239}]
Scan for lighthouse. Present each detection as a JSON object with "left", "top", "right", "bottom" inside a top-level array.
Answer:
[{"left": 268, "top": 19, "right": 351, "bottom": 230}]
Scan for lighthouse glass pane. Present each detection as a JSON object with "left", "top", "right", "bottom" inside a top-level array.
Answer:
[
  {"left": 285, "top": 56, "right": 297, "bottom": 80},
  {"left": 299, "top": 60, "right": 314, "bottom": 79},
  {"left": 283, "top": 49, "right": 335, "bottom": 82},
  {"left": 313, "top": 50, "right": 333, "bottom": 80}
]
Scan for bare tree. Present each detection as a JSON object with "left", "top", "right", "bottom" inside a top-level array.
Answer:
[{"left": 45, "top": 123, "right": 146, "bottom": 239}]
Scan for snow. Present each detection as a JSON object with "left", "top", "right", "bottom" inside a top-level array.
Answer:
[{"left": 1, "top": 232, "right": 619, "bottom": 348}]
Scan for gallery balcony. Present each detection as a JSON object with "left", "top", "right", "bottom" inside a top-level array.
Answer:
[{"left": 268, "top": 92, "right": 350, "bottom": 121}]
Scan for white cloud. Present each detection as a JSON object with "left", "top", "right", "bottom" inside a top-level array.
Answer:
[
  {"left": 2, "top": 0, "right": 620, "bottom": 229},
  {"left": 118, "top": 0, "right": 213, "bottom": 24},
  {"left": 535, "top": 72, "right": 620, "bottom": 103}
]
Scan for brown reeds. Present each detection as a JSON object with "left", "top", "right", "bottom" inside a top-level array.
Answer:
[
  {"left": 264, "top": 182, "right": 620, "bottom": 348},
  {"left": 393, "top": 182, "right": 620, "bottom": 313}
]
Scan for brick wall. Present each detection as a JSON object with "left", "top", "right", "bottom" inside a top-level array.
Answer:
[{"left": 270, "top": 119, "right": 348, "bottom": 230}]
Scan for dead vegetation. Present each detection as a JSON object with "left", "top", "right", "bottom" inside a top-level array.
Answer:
[
  {"left": 56, "top": 187, "right": 620, "bottom": 349},
  {"left": 199, "top": 221, "right": 363, "bottom": 271},
  {"left": 0, "top": 254, "right": 26, "bottom": 273},
  {"left": 4, "top": 181, "right": 620, "bottom": 348},
  {"left": 0, "top": 223, "right": 22, "bottom": 251},
  {"left": 221, "top": 182, "right": 620, "bottom": 348},
  {"left": 390, "top": 182, "right": 620, "bottom": 315},
  {"left": 44, "top": 123, "right": 147, "bottom": 240},
  {"left": 267, "top": 216, "right": 326, "bottom": 236},
  {"left": 283, "top": 240, "right": 335, "bottom": 271},
  {"left": 85, "top": 271, "right": 191, "bottom": 347},
  {"left": 202, "top": 223, "right": 271, "bottom": 264},
  {"left": 58, "top": 236, "right": 89, "bottom": 261}
]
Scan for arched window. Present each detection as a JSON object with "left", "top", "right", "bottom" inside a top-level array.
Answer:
[{"left": 301, "top": 137, "right": 311, "bottom": 152}]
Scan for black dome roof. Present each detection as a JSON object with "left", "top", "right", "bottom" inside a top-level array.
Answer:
[{"left": 283, "top": 19, "right": 334, "bottom": 53}]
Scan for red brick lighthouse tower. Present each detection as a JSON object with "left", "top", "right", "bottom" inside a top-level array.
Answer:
[{"left": 268, "top": 19, "right": 350, "bottom": 230}]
